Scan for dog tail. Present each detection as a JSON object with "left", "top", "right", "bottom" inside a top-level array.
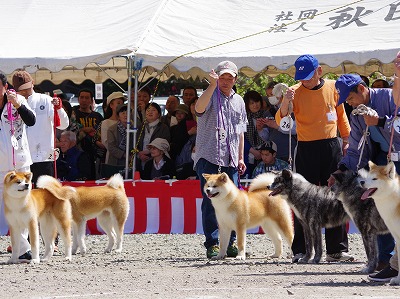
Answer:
[
  {"left": 36, "top": 175, "right": 76, "bottom": 200},
  {"left": 249, "top": 172, "right": 276, "bottom": 192},
  {"left": 106, "top": 173, "right": 125, "bottom": 190}
]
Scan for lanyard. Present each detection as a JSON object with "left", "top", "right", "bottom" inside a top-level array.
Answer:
[{"left": 7, "top": 101, "right": 18, "bottom": 170}]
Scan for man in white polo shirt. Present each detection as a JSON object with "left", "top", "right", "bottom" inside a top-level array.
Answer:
[{"left": 12, "top": 71, "right": 69, "bottom": 184}]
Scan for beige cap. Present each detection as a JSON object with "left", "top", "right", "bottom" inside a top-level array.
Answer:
[
  {"left": 215, "top": 61, "right": 238, "bottom": 77},
  {"left": 174, "top": 104, "right": 189, "bottom": 115},
  {"left": 147, "top": 138, "right": 170, "bottom": 159},
  {"left": 107, "top": 91, "right": 125, "bottom": 105}
]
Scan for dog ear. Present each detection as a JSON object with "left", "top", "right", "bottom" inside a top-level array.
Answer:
[
  {"left": 282, "top": 169, "right": 291, "bottom": 180},
  {"left": 368, "top": 161, "right": 376, "bottom": 170},
  {"left": 4, "top": 171, "right": 16, "bottom": 182},
  {"left": 385, "top": 162, "right": 396, "bottom": 179},
  {"left": 25, "top": 172, "right": 33, "bottom": 182},
  {"left": 219, "top": 172, "right": 228, "bottom": 183},
  {"left": 331, "top": 172, "right": 344, "bottom": 183},
  {"left": 202, "top": 173, "right": 210, "bottom": 180}
]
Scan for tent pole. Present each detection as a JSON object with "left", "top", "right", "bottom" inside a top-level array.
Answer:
[{"left": 125, "top": 55, "right": 139, "bottom": 179}]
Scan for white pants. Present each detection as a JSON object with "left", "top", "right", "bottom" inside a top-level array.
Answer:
[{"left": 0, "top": 167, "right": 31, "bottom": 255}]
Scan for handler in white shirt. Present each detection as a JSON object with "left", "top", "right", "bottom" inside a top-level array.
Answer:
[
  {"left": 12, "top": 71, "right": 69, "bottom": 184},
  {"left": 0, "top": 71, "right": 36, "bottom": 261}
]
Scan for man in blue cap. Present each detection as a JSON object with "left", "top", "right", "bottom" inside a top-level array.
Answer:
[
  {"left": 328, "top": 52, "right": 400, "bottom": 282},
  {"left": 276, "top": 54, "right": 352, "bottom": 263}
]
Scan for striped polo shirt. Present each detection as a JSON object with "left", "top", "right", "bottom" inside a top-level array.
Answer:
[{"left": 194, "top": 88, "right": 247, "bottom": 168}]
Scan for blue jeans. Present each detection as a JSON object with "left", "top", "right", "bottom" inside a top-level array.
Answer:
[
  {"left": 195, "top": 158, "right": 238, "bottom": 249},
  {"left": 378, "top": 233, "right": 395, "bottom": 263}
]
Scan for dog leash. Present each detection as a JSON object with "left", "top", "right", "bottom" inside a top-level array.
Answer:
[
  {"left": 387, "top": 102, "right": 400, "bottom": 163},
  {"left": 216, "top": 83, "right": 243, "bottom": 188},
  {"left": 7, "top": 91, "right": 18, "bottom": 171},
  {"left": 287, "top": 100, "right": 294, "bottom": 170},
  {"left": 53, "top": 93, "right": 61, "bottom": 179},
  {"left": 351, "top": 104, "right": 377, "bottom": 170}
]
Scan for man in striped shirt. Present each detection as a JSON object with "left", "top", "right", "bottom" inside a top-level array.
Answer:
[{"left": 194, "top": 61, "right": 247, "bottom": 259}]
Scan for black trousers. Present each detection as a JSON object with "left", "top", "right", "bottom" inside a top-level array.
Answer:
[
  {"left": 292, "top": 138, "right": 349, "bottom": 255},
  {"left": 30, "top": 161, "right": 55, "bottom": 186}
]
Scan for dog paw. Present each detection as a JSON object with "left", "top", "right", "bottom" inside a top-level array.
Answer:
[
  {"left": 360, "top": 266, "right": 373, "bottom": 274},
  {"left": 269, "top": 254, "right": 280, "bottom": 259},
  {"left": 6, "top": 258, "right": 18, "bottom": 264},
  {"left": 235, "top": 255, "right": 246, "bottom": 260},
  {"left": 65, "top": 256, "right": 72, "bottom": 262},
  {"left": 115, "top": 248, "right": 122, "bottom": 253},
  {"left": 310, "top": 258, "right": 320, "bottom": 264},
  {"left": 211, "top": 254, "right": 225, "bottom": 261},
  {"left": 390, "top": 277, "right": 400, "bottom": 286},
  {"left": 298, "top": 257, "right": 310, "bottom": 264},
  {"left": 31, "top": 258, "right": 40, "bottom": 264}
]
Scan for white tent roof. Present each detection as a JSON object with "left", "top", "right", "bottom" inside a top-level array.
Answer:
[{"left": 1, "top": 0, "right": 399, "bottom": 84}]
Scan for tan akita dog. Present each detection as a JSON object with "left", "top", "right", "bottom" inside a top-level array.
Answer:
[{"left": 203, "top": 172, "right": 293, "bottom": 260}]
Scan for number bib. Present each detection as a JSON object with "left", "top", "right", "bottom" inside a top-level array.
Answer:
[
  {"left": 216, "top": 128, "right": 227, "bottom": 142},
  {"left": 11, "top": 135, "right": 18, "bottom": 150},
  {"left": 279, "top": 116, "right": 294, "bottom": 131}
]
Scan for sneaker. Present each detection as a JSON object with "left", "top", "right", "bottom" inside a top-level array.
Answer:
[
  {"left": 326, "top": 252, "right": 354, "bottom": 262},
  {"left": 368, "top": 265, "right": 399, "bottom": 282},
  {"left": 292, "top": 253, "right": 304, "bottom": 263},
  {"left": 206, "top": 245, "right": 219, "bottom": 259},
  {"left": 376, "top": 261, "right": 390, "bottom": 272},
  {"left": 227, "top": 243, "right": 238, "bottom": 258},
  {"left": 18, "top": 250, "right": 32, "bottom": 261}
]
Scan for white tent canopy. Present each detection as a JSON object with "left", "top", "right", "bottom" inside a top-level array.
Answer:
[{"left": 1, "top": 0, "right": 399, "bottom": 84}]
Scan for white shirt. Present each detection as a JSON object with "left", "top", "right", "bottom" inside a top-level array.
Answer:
[
  {"left": 26, "top": 92, "right": 69, "bottom": 163},
  {"left": 0, "top": 95, "right": 34, "bottom": 171}
]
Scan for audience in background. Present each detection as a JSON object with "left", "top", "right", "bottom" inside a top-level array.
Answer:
[
  {"left": 182, "top": 86, "right": 197, "bottom": 106},
  {"left": 131, "top": 86, "right": 152, "bottom": 125},
  {"left": 243, "top": 90, "right": 268, "bottom": 177},
  {"left": 251, "top": 141, "right": 289, "bottom": 178},
  {"left": 57, "top": 131, "right": 91, "bottom": 181},
  {"left": 371, "top": 78, "right": 390, "bottom": 88},
  {"left": 107, "top": 104, "right": 133, "bottom": 166},
  {"left": 170, "top": 104, "right": 191, "bottom": 160},
  {"left": 73, "top": 89, "right": 103, "bottom": 180},
  {"left": 136, "top": 102, "right": 170, "bottom": 171},
  {"left": 161, "top": 95, "right": 179, "bottom": 127},
  {"left": 141, "top": 138, "right": 175, "bottom": 180},
  {"left": 98, "top": 92, "right": 125, "bottom": 165}
]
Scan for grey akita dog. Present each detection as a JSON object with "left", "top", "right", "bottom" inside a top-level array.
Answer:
[
  {"left": 268, "top": 169, "right": 349, "bottom": 264},
  {"left": 331, "top": 170, "right": 389, "bottom": 273}
]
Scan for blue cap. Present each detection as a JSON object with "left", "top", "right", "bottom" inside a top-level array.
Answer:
[
  {"left": 294, "top": 54, "right": 319, "bottom": 80},
  {"left": 335, "top": 74, "right": 363, "bottom": 105}
]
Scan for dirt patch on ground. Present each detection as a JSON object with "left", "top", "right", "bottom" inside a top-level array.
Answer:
[{"left": 0, "top": 233, "right": 399, "bottom": 298}]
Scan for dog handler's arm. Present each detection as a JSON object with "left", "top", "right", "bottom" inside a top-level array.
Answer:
[
  {"left": 238, "top": 132, "right": 246, "bottom": 175},
  {"left": 393, "top": 51, "right": 400, "bottom": 106},
  {"left": 280, "top": 88, "right": 294, "bottom": 117},
  {"left": 275, "top": 88, "right": 294, "bottom": 126},
  {"left": 195, "top": 70, "right": 218, "bottom": 114}
]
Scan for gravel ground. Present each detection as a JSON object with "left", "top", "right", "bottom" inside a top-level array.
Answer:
[{"left": 0, "top": 233, "right": 399, "bottom": 299}]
